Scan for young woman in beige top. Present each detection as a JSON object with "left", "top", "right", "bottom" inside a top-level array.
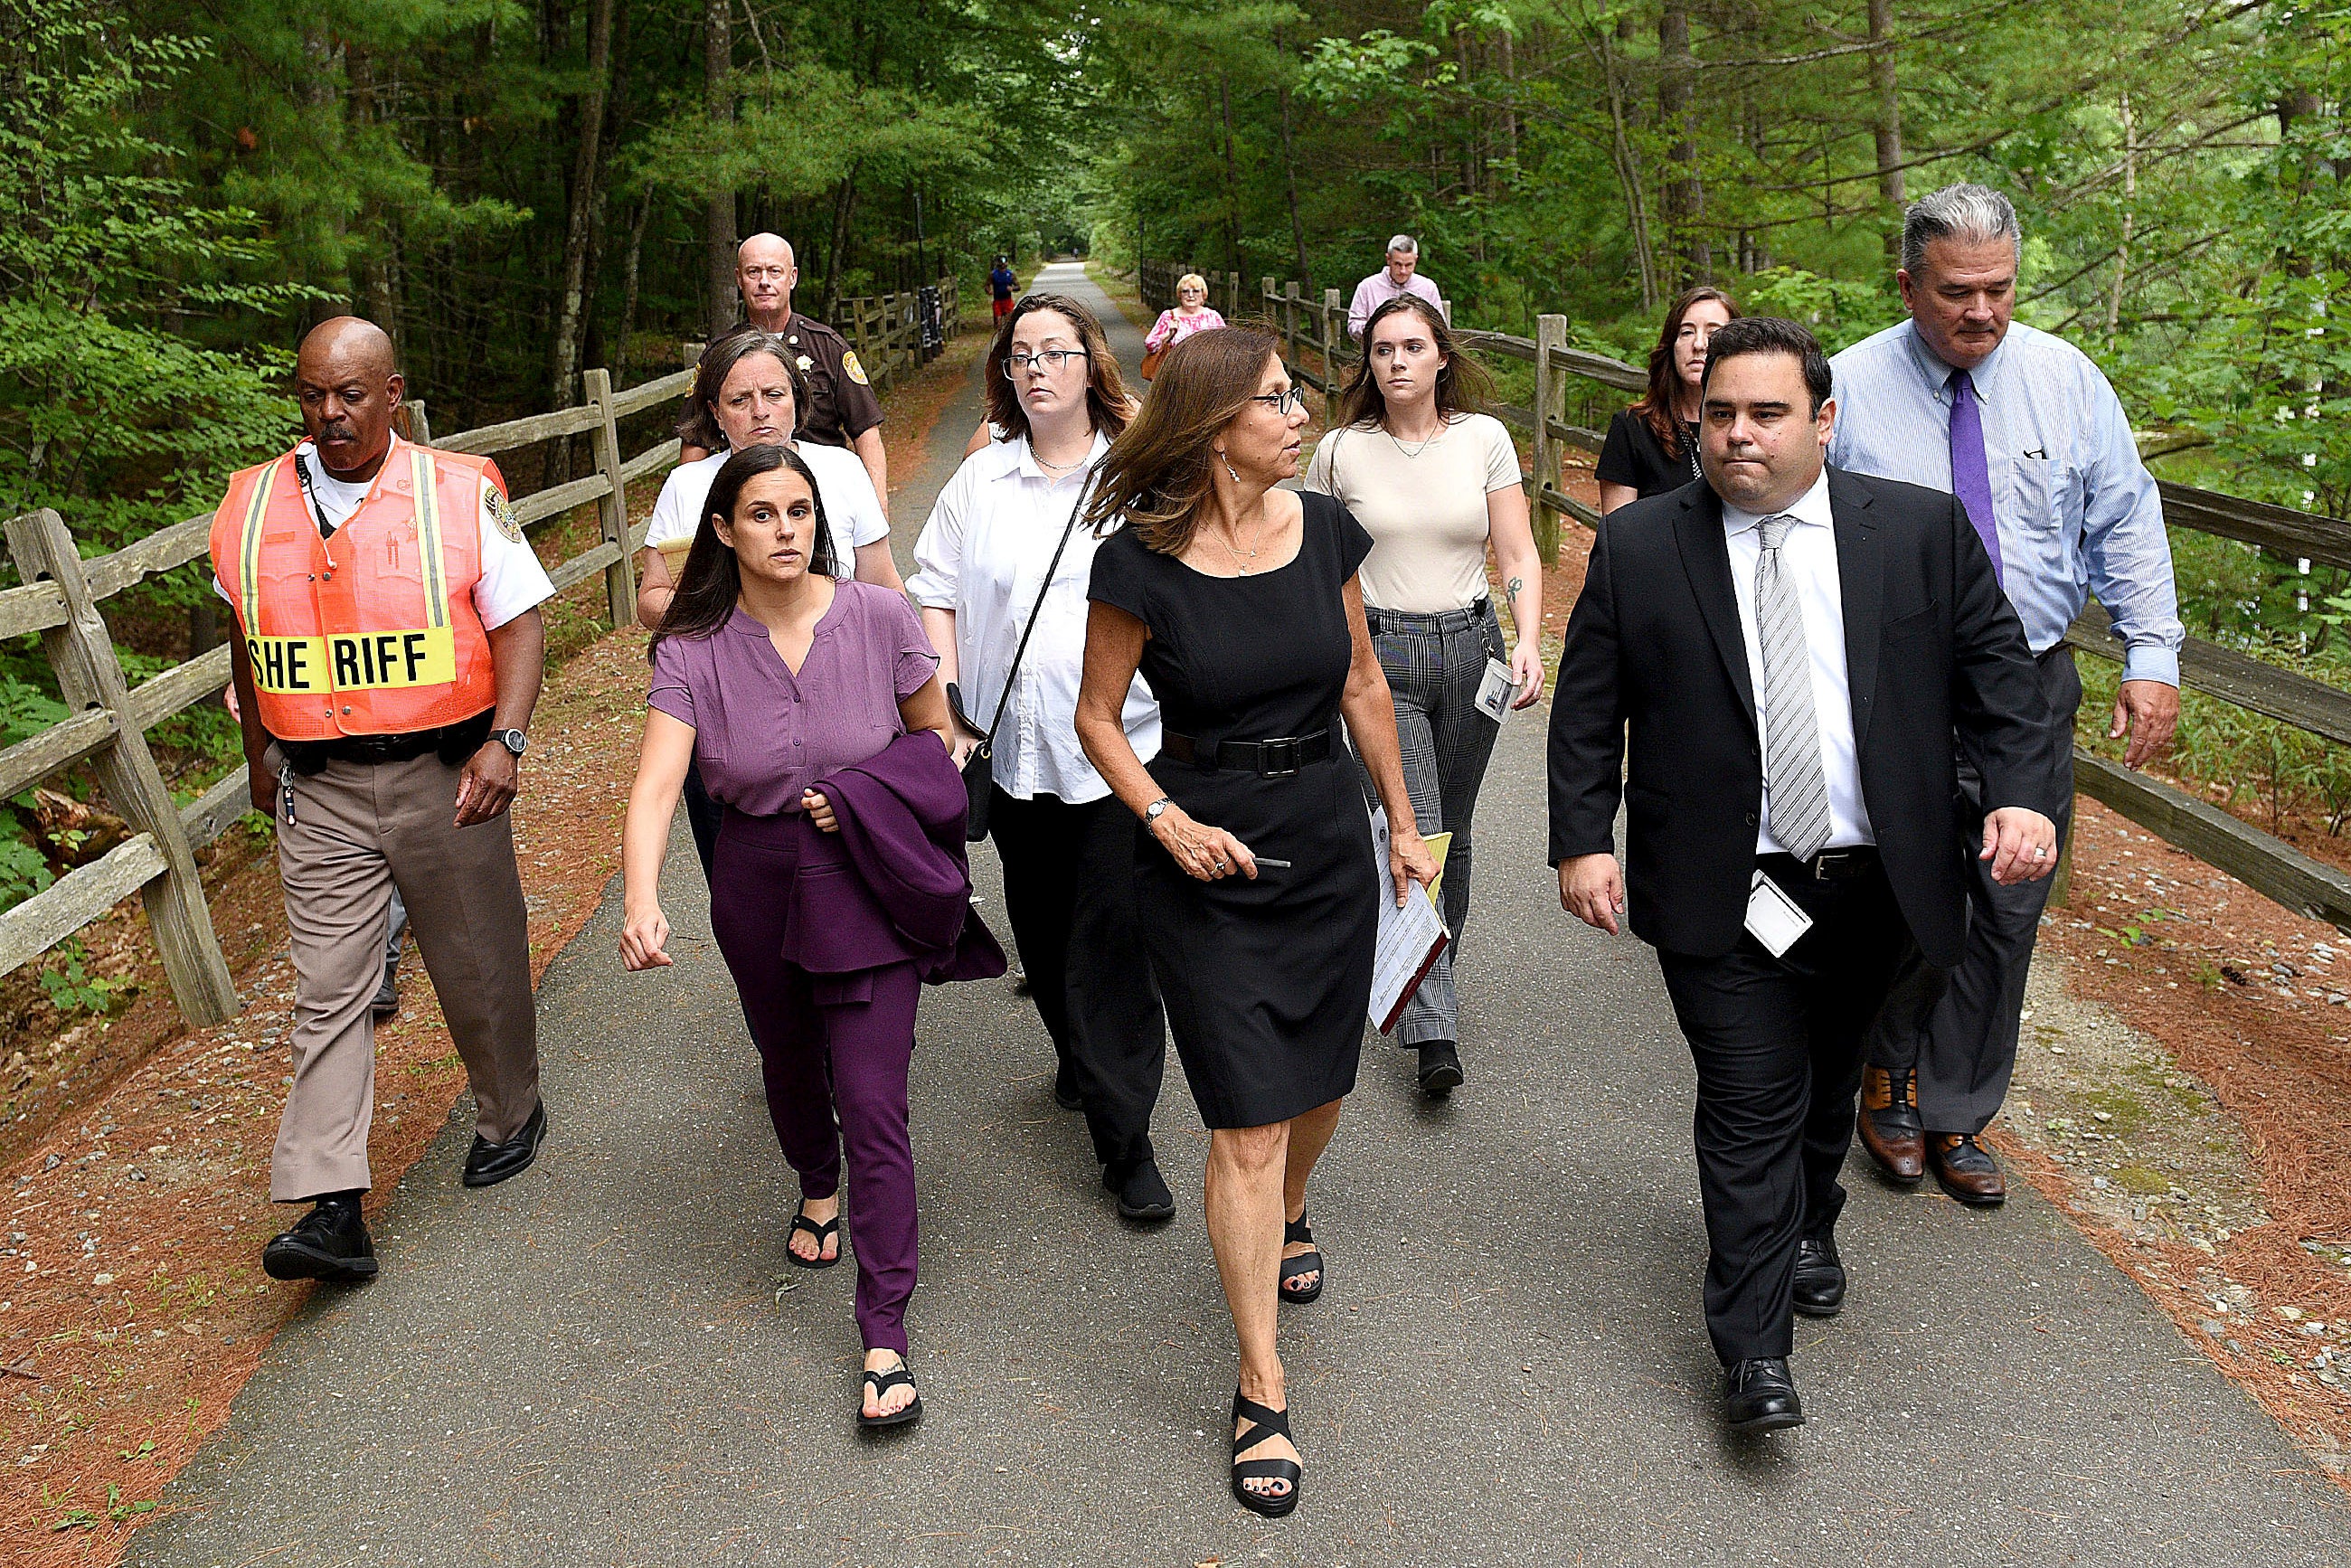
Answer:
[{"left": 1304, "top": 293, "right": 1543, "bottom": 1099}]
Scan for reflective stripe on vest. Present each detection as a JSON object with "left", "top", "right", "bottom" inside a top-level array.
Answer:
[{"left": 211, "top": 441, "right": 496, "bottom": 740}]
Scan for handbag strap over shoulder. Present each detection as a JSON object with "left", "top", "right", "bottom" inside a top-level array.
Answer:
[{"left": 982, "top": 475, "right": 1092, "bottom": 747}]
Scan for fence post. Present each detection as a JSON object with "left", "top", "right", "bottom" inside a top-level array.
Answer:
[
  {"left": 582, "top": 368, "right": 635, "bottom": 628},
  {"left": 1534, "top": 314, "right": 1568, "bottom": 563},
  {"left": 1226, "top": 272, "right": 1241, "bottom": 319},
  {"left": 5, "top": 509, "right": 239, "bottom": 1025},
  {"left": 1283, "top": 280, "right": 1302, "bottom": 383},
  {"left": 401, "top": 399, "right": 434, "bottom": 446},
  {"left": 1321, "top": 288, "right": 1345, "bottom": 423}
]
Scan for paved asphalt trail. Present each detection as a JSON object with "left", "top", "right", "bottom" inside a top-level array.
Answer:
[{"left": 130, "top": 265, "right": 2351, "bottom": 1566}]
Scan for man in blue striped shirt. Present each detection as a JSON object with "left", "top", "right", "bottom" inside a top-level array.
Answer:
[{"left": 1827, "top": 184, "right": 2184, "bottom": 1206}]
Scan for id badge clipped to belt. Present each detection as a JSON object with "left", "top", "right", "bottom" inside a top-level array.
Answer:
[
  {"left": 1474, "top": 657, "right": 1515, "bottom": 723},
  {"left": 1743, "top": 870, "right": 1814, "bottom": 959}
]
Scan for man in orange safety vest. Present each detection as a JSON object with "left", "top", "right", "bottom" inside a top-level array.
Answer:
[{"left": 210, "top": 316, "right": 554, "bottom": 1285}]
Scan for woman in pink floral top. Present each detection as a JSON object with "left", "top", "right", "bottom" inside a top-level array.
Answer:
[{"left": 1145, "top": 273, "right": 1228, "bottom": 359}]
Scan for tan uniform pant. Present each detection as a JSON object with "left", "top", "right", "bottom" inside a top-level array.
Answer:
[{"left": 267, "top": 744, "right": 540, "bottom": 1202}]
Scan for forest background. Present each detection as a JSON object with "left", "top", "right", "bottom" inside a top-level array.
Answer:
[{"left": 0, "top": 0, "right": 2346, "bottom": 946}]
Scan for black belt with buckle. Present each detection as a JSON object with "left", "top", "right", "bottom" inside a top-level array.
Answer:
[
  {"left": 1761, "top": 846, "right": 1881, "bottom": 883},
  {"left": 1161, "top": 728, "right": 1332, "bottom": 778},
  {"left": 279, "top": 710, "right": 494, "bottom": 774}
]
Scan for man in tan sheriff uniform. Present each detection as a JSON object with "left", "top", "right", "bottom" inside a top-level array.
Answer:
[
  {"left": 211, "top": 317, "right": 554, "bottom": 1284},
  {"left": 681, "top": 233, "right": 889, "bottom": 512}
]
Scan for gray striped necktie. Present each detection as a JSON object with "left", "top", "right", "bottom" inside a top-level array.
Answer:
[{"left": 1755, "top": 514, "right": 1833, "bottom": 862}]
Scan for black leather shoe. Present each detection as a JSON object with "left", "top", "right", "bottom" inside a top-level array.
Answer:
[
  {"left": 261, "top": 1197, "right": 377, "bottom": 1284},
  {"left": 1106, "top": 1157, "right": 1176, "bottom": 1223},
  {"left": 462, "top": 1100, "right": 547, "bottom": 1188},
  {"left": 1052, "top": 1067, "right": 1084, "bottom": 1111},
  {"left": 370, "top": 958, "right": 400, "bottom": 1022},
  {"left": 1416, "top": 1041, "right": 1464, "bottom": 1099},
  {"left": 1793, "top": 1234, "right": 1846, "bottom": 1318},
  {"left": 1724, "top": 1357, "right": 1805, "bottom": 1433}
]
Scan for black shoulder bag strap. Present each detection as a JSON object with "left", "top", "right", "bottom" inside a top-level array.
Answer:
[{"left": 958, "top": 476, "right": 1091, "bottom": 839}]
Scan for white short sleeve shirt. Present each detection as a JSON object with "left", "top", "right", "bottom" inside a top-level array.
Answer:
[{"left": 643, "top": 443, "right": 889, "bottom": 572}]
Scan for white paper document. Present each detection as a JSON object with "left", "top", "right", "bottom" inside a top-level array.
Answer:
[{"left": 1368, "top": 807, "right": 1451, "bottom": 1033}]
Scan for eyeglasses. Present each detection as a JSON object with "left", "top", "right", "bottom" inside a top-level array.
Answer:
[
  {"left": 1004, "top": 348, "right": 1091, "bottom": 377},
  {"left": 1250, "top": 388, "right": 1308, "bottom": 417}
]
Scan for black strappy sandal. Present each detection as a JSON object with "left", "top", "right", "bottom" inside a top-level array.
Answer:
[
  {"left": 787, "top": 1202, "right": 842, "bottom": 1270},
  {"left": 1230, "top": 1389, "right": 1301, "bottom": 1516},
  {"left": 1279, "top": 1213, "right": 1324, "bottom": 1304},
  {"left": 858, "top": 1359, "right": 922, "bottom": 1431}
]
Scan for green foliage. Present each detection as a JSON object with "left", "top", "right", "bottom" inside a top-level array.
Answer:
[{"left": 38, "top": 940, "right": 135, "bottom": 1017}]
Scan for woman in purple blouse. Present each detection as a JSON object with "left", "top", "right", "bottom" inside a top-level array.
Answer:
[{"left": 618, "top": 445, "right": 954, "bottom": 1431}]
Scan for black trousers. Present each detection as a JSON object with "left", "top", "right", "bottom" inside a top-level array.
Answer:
[
  {"left": 1656, "top": 857, "right": 1913, "bottom": 1365},
  {"left": 987, "top": 788, "right": 1166, "bottom": 1174},
  {"left": 1867, "top": 647, "right": 2080, "bottom": 1133}
]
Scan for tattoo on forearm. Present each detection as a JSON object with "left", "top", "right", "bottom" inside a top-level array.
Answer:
[{"left": 1506, "top": 576, "right": 1527, "bottom": 635}]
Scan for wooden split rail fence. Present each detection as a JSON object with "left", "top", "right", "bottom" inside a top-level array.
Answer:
[
  {"left": 0, "top": 271, "right": 968, "bottom": 1025},
  {"left": 1144, "top": 259, "right": 2351, "bottom": 939}
]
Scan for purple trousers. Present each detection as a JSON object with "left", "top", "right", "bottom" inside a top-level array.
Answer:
[{"left": 709, "top": 810, "right": 921, "bottom": 1355}]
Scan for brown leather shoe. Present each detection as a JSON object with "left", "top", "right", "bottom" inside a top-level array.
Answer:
[
  {"left": 1928, "top": 1132, "right": 2006, "bottom": 1207},
  {"left": 1857, "top": 1065, "right": 1925, "bottom": 1185}
]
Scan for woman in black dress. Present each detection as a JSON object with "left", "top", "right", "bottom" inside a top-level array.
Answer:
[
  {"left": 1594, "top": 285, "right": 1740, "bottom": 513},
  {"left": 1074, "top": 325, "right": 1438, "bottom": 1516}
]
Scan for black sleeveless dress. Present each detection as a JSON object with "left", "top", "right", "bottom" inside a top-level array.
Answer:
[{"left": 1088, "top": 492, "right": 1380, "bottom": 1129}]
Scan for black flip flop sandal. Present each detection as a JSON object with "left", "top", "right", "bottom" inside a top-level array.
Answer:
[
  {"left": 1230, "top": 1389, "right": 1301, "bottom": 1516},
  {"left": 788, "top": 1203, "right": 843, "bottom": 1270},
  {"left": 1279, "top": 1213, "right": 1324, "bottom": 1304},
  {"left": 859, "top": 1361, "right": 923, "bottom": 1431}
]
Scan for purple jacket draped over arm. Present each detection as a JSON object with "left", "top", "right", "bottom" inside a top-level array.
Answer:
[{"left": 779, "top": 731, "right": 1006, "bottom": 985}]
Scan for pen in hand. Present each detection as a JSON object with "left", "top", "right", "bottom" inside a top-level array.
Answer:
[{"left": 1254, "top": 858, "right": 1292, "bottom": 869}]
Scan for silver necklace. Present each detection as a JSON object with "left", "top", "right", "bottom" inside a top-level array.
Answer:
[
  {"left": 1385, "top": 416, "right": 1446, "bottom": 460},
  {"left": 1217, "top": 515, "right": 1265, "bottom": 575}
]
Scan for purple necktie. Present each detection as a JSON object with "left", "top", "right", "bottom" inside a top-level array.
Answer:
[{"left": 1947, "top": 369, "right": 2003, "bottom": 584}]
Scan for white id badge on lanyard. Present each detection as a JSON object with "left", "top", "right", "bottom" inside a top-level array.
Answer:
[
  {"left": 1743, "top": 870, "right": 1814, "bottom": 959},
  {"left": 1475, "top": 657, "right": 1514, "bottom": 722}
]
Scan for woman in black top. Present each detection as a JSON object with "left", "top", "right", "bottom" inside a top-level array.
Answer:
[
  {"left": 1594, "top": 286, "right": 1740, "bottom": 513},
  {"left": 1075, "top": 325, "right": 1437, "bottom": 1517}
]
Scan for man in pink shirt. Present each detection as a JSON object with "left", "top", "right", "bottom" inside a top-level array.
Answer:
[{"left": 1347, "top": 235, "right": 1448, "bottom": 339}]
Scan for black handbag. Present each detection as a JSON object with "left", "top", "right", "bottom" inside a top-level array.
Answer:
[{"left": 955, "top": 481, "right": 1091, "bottom": 843}]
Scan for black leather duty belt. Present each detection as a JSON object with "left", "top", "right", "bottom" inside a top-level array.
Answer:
[
  {"left": 1161, "top": 728, "right": 1332, "bottom": 779},
  {"left": 1760, "top": 846, "right": 1881, "bottom": 883},
  {"left": 279, "top": 710, "right": 494, "bottom": 773}
]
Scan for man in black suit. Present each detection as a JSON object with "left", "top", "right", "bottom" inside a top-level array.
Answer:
[{"left": 1548, "top": 316, "right": 2062, "bottom": 1433}]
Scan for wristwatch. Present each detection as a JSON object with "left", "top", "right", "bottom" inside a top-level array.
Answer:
[
  {"left": 1143, "top": 797, "right": 1174, "bottom": 827},
  {"left": 493, "top": 728, "right": 527, "bottom": 758}
]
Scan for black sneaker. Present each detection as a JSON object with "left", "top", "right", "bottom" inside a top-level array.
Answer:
[
  {"left": 261, "top": 1198, "right": 377, "bottom": 1284},
  {"left": 1106, "top": 1158, "right": 1176, "bottom": 1223}
]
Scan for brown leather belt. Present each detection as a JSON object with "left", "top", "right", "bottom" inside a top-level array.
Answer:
[{"left": 1160, "top": 728, "right": 1332, "bottom": 779}]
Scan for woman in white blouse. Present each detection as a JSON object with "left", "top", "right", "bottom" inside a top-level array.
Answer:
[
  {"left": 637, "top": 330, "right": 902, "bottom": 630},
  {"left": 908, "top": 294, "right": 1175, "bottom": 1225},
  {"left": 635, "top": 330, "right": 903, "bottom": 888},
  {"left": 1304, "top": 292, "right": 1544, "bottom": 1100}
]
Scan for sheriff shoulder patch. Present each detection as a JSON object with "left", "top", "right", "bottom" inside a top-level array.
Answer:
[
  {"left": 841, "top": 350, "right": 870, "bottom": 386},
  {"left": 487, "top": 487, "right": 524, "bottom": 543}
]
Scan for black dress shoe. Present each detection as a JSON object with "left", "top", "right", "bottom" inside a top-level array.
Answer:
[
  {"left": 1724, "top": 1357, "right": 1805, "bottom": 1433},
  {"left": 1052, "top": 1067, "right": 1084, "bottom": 1111},
  {"left": 1793, "top": 1234, "right": 1846, "bottom": 1318},
  {"left": 1106, "top": 1157, "right": 1176, "bottom": 1222},
  {"left": 462, "top": 1100, "right": 547, "bottom": 1188},
  {"left": 261, "top": 1197, "right": 377, "bottom": 1284},
  {"left": 1416, "top": 1041, "right": 1464, "bottom": 1098}
]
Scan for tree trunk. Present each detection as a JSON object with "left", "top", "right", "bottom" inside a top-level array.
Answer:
[
  {"left": 551, "top": 0, "right": 617, "bottom": 418},
  {"left": 1277, "top": 70, "right": 1310, "bottom": 285},
  {"left": 703, "top": 0, "right": 736, "bottom": 336},
  {"left": 1867, "top": 0, "right": 1907, "bottom": 267},
  {"left": 820, "top": 166, "right": 859, "bottom": 323},
  {"left": 1218, "top": 73, "right": 1244, "bottom": 280},
  {"left": 2107, "top": 88, "right": 2135, "bottom": 341},
  {"left": 616, "top": 193, "right": 651, "bottom": 380},
  {"left": 1597, "top": 25, "right": 1657, "bottom": 310},
  {"left": 1657, "top": 0, "right": 1708, "bottom": 285}
]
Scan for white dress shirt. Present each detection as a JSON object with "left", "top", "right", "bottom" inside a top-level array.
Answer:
[
  {"left": 906, "top": 433, "right": 1159, "bottom": 803},
  {"left": 642, "top": 442, "right": 889, "bottom": 571},
  {"left": 1721, "top": 468, "right": 1875, "bottom": 855},
  {"left": 213, "top": 437, "right": 553, "bottom": 629}
]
